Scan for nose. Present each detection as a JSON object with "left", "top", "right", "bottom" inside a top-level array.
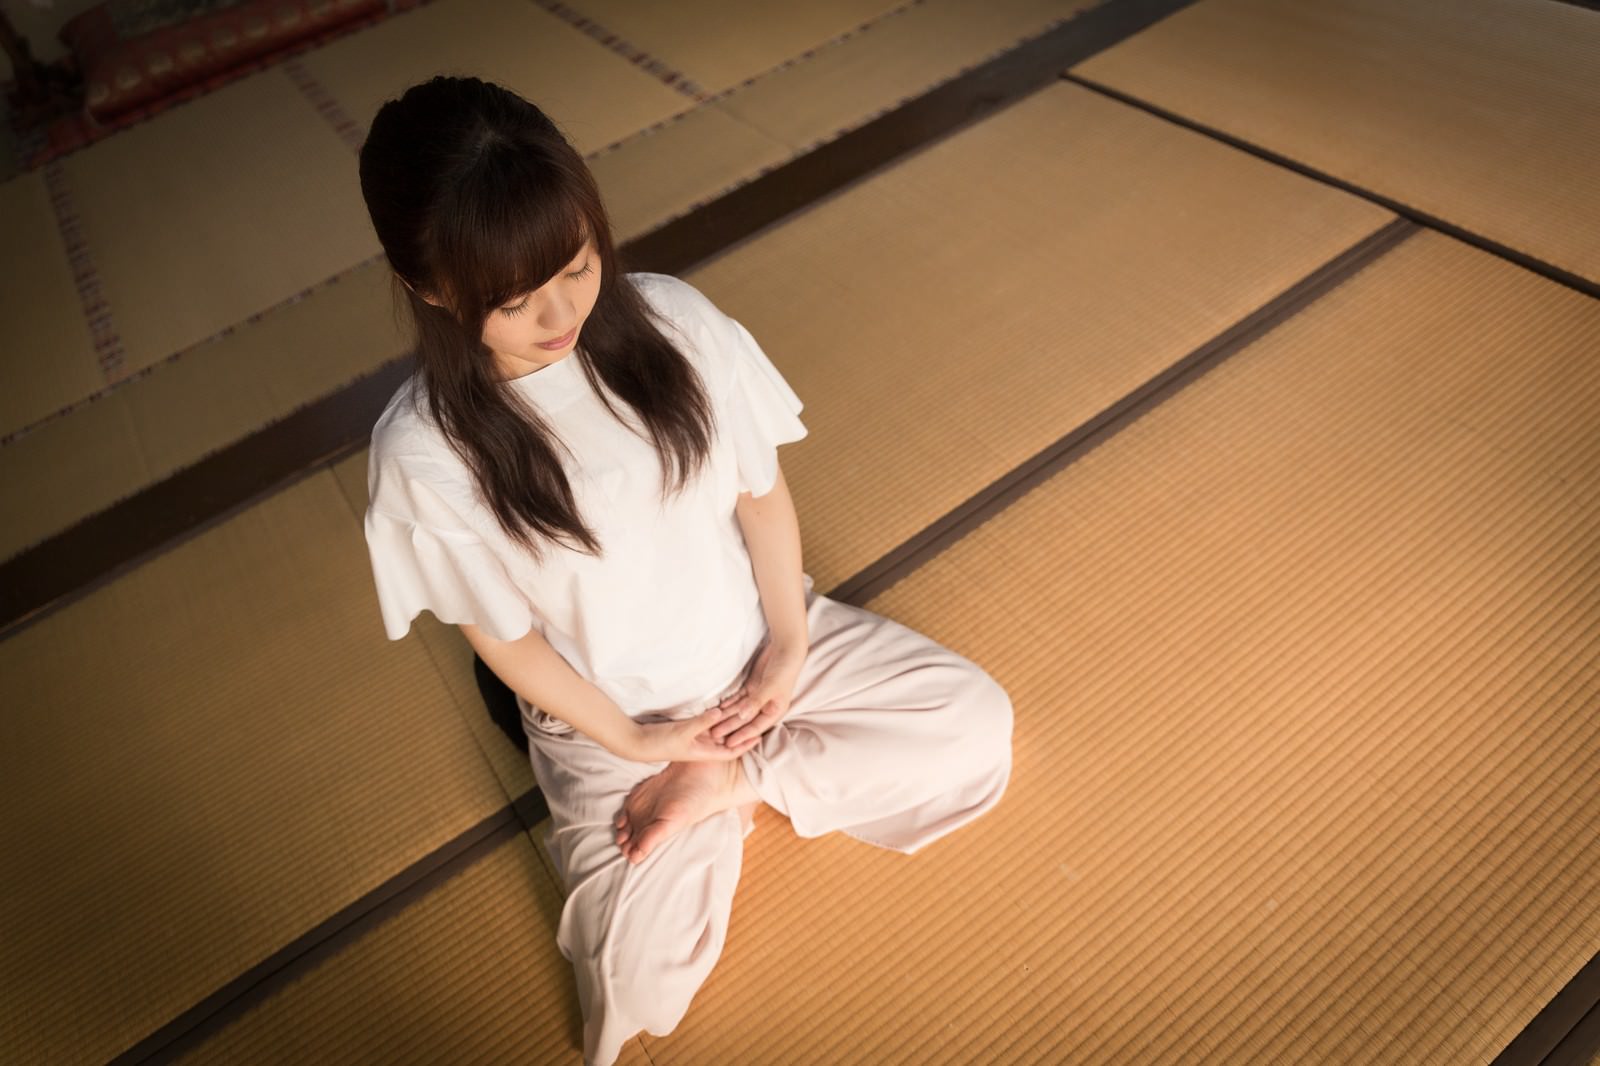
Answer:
[{"left": 537, "top": 291, "right": 577, "bottom": 333}]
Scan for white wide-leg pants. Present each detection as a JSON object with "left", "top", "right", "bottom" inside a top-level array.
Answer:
[{"left": 522, "top": 574, "right": 1014, "bottom": 1065}]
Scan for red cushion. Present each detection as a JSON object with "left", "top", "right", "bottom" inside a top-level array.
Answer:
[{"left": 60, "top": 0, "right": 385, "bottom": 121}]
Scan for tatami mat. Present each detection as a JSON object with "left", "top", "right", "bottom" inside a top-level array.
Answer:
[
  {"left": 295, "top": 0, "right": 691, "bottom": 146},
  {"left": 1073, "top": 0, "right": 1600, "bottom": 285},
  {"left": 718, "top": 0, "right": 1098, "bottom": 152},
  {"left": 170, "top": 832, "right": 653, "bottom": 1066},
  {"left": 573, "top": 0, "right": 915, "bottom": 98},
  {"left": 57, "top": 72, "right": 378, "bottom": 386},
  {"left": 642, "top": 229, "right": 1600, "bottom": 1063},
  {"left": 10, "top": 15, "right": 1595, "bottom": 1053},
  {"left": 3, "top": 0, "right": 1096, "bottom": 568},
  {"left": 683, "top": 79, "right": 1390, "bottom": 590},
  {"left": 0, "top": 471, "right": 513, "bottom": 1065}
]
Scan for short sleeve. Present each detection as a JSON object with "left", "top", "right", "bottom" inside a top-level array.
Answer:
[
  {"left": 362, "top": 468, "right": 537, "bottom": 642},
  {"left": 632, "top": 271, "right": 808, "bottom": 498},
  {"left": 720, "top": 314, "right": 808, "bottom": 498}
]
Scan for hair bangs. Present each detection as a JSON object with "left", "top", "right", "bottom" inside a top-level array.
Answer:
[{"left": 428, "top": 143, "right": 593, "bottom": 322}]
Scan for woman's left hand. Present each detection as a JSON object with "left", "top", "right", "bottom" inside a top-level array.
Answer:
[{"left": 710, "top": 636, "right": 807, "bottom": 747}]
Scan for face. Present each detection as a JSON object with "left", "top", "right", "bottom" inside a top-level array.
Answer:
[
  {"left": 483, "top": 236, "right": 601, "bottom": 382},
  {"left": 474, "top": 238, "right": 603, "bottom": 381}
]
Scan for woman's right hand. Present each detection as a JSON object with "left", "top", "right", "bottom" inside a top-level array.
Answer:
[{"left": 624, "top": 706, "right": 759, "bottom": 763}]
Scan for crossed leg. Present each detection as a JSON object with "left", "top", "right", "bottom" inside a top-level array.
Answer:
[{"left": 524, "top": 587, "right": 1014, "bottom": 1065}]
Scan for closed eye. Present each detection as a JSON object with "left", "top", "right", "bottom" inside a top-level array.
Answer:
[{"left": 501, "top": 261, "right": 595, "bottom": 317}]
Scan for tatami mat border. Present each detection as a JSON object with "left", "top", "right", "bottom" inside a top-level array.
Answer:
[
  {"left": 282, "top": 60, "right": 366, "bottom": 151},
  {"left": 1, "top": 362, "right": 410, "bottom": 637},
  {"left": 0, "top": 0, "right": 1203, "bottom": 636},
  {"left": 529, "top": 0, "right": 714, "bottom": 100},
  {"left": 1491, "top": 948, "right": 1600, "bottom": 1066},
  {"left": 1061, "top": 72, "right": 1600, "bottom": 304},
  {"left": 40, "top": 161, "right": 125, "bottom": 381}
]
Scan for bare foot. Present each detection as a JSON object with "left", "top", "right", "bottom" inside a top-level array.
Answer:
[{"left": 614, "top": 760, "right": 759, "bottom": 864}]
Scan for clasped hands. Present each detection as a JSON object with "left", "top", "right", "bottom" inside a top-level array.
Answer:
[{"left": 626, "top": 636, "right": 807, "bottom": 763}]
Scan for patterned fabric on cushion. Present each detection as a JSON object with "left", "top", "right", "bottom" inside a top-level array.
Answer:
[{"left": 60, "top": 0, "right": 384, "bottom": 121}]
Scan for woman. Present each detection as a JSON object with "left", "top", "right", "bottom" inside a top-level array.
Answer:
[{"left": 357, "top": 75, "right": 1013, "bottom": 1065}]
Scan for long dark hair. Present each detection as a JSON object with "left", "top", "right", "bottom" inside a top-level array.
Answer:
[{"left": 357, "top": 75, "right": 715, "bottom": 563}]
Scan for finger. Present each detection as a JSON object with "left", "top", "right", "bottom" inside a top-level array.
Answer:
[
  {"left": 694, "top": 734, "right": 750, "bottom": 760},
  {"left": 725, "top": 707, "right": 779, "bottom": 748},
  {"left": 714, "top": 695, "right": 762, "bottom": 735},
  {"left": 722, "top": 722, "right": 767, "bottom": 750},
  {"left": 707, "top": 736, "right": 761, "bottom": 758},
  {"left": 687, "top": 706, "right": 729, "bottom": 739},
  {"left": 687, "top": 731, "right": 755, "bottom": 760},
  {"left": 710, "top": 704, "right": 750, "bottom": 740}
]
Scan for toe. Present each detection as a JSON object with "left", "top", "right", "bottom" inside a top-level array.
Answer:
[{"left": 634, "top": 821, "right": 673, "bottom": 863}]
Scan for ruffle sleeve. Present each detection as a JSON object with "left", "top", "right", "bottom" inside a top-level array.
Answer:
[
  {"left": 631, "top": 271, "right": 808, "bottom": 498},
  {"left": 362, "top": 470, "right": 538, "bottom": 641},
  {"left": 720, "top": 314, "right": 808, "bottom": 498}
]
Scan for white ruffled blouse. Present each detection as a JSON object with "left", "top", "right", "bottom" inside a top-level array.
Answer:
[{"left": 362, "top": 271, "right": 809, "bottom": 717}]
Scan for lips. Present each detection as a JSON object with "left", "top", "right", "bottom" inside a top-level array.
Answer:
[{"left": 537, "top": 326, "right": 577, "bottom": 351}]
